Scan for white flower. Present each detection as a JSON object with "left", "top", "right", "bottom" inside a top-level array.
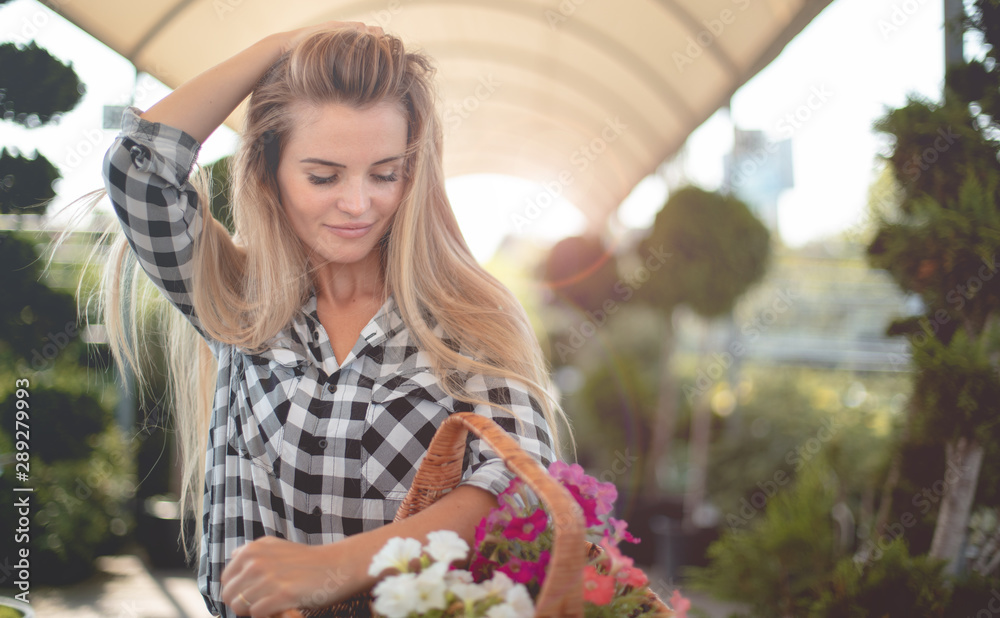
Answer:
[
  {"left": 484, "top": 585, "right": 534, "bottom": 618},
  {"left": 368, "top": 537, "right": 423, "bottom": 578},
  {"left": 372, "top": 573, "right": 418, "bottom": 618},
  {"left": 504, "top": 584, "right": 534, "bottom": 616},
  {"left": 486, "top": 603, "right": 520, "bottom": 618},
  {"left": 480, "top": 570, "right": 514, "bottom": 597},
  {"left": 444, "top": 569, "right": 474, "bottom": 586},
  {"left": 449, "top": 580, "right": 489, "bottom": 604},
  {"left": 412, "top": 563, "right": 449, "bottom": 612},
  {"left": 424, "top": 530, "right": 470, "bottom": 565}
]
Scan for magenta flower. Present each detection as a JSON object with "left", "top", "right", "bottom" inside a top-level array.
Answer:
[
  {"left": 564, "top": 483, "right": 602, "bottom": 527},
  {"left": 503, "top": 507, "right": 548, "bottom": 542},
  {"left": 497, "top": 554, "right": 540, "bottom": 584}
]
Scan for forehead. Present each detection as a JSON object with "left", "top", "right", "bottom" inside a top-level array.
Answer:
[{"left": 283, "top": 100, "right": 408, "bottom": 157}]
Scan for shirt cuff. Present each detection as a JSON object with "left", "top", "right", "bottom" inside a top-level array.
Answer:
[
  {"left": 118, "top": 105, "right": 203, "bottom": 188},
  {"left": 459, "top": 460, "right": 516, "bottom": 497}
]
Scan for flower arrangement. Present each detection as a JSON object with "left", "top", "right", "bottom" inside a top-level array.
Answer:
[{"left": 368, "top": 461, "right": 690, "bottom": 617}]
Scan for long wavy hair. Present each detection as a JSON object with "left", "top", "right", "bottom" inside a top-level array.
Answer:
[{"left": 48, "top": 28, "right": 571, "bottom": 564}]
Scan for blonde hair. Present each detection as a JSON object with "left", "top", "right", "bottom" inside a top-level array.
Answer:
[{"left": 48, "top": 28, "right": 571, "bottom": 564}]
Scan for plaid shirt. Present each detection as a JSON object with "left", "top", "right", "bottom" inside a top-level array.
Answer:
[{"left": 103, "top": 106, "right": 556, "bottom": 617}]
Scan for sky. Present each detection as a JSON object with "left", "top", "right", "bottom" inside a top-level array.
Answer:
[{"left": 0, "top": 0, "right": 950, "bottom": 260}]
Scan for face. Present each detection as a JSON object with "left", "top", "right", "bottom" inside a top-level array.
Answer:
[{"left": 276, "top": 100, "right": 408, "bottom": 269}]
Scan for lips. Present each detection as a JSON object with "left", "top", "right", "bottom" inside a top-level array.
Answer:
[{"left": 324, "top": 223, "right": 374, "bottom": 238}]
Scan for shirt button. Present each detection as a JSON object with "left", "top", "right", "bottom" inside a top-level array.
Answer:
[
  {"left": 312, "top": 506, "right": 321, "bottom": 516},
  {"left": 327, "top": 383, "right": 337, "bottom": 394}
]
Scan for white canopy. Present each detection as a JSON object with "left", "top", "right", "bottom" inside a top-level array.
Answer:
[{"left": 53, "top": 0, "right": 833, "bottom": 227}]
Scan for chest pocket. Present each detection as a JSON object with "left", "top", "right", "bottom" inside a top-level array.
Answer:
[
  {"left": 226, "top": 352, "right": 302, "bottom": 479},
  {"left": 361, "top": 371, "right": 452, "bottom": 500}
]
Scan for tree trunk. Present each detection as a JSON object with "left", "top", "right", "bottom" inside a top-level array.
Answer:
[
  {"left": 642, "top": 315, "right": 677, "bottom": 495},
  {"left": 928, "top": 435, "right": 985, "bottom": 575},
  {"left": 683, "top": 320, "right": 713, "bottom": 533},
  {"left": 872, "top": 397, "right": 916, "bottom": 539},
  {"left": 683, "top": 389, "right": 713, "bottom": 533}
]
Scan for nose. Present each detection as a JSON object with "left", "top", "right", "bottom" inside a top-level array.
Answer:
[{"left": 336, "top": 174, "right": 368, "bottom": 217}]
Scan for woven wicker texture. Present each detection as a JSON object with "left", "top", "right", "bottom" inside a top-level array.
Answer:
[{"left": 279, "top": 412, "right": 671, "bottom": 617}]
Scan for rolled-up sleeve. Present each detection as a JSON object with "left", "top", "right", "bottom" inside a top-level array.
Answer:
[
  {"left": 102, "top": 105, "right": 212, "bottom": 342},
  {"left": 457, "top": 373, "right": 557, "bottom": 497}
]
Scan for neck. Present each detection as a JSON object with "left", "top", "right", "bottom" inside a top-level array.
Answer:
[{"left": 311, "top": 250, "right": 386, "bottom": 308}]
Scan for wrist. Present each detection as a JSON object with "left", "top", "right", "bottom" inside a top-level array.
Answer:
[{"left": 316, "top": 533, "right": 378, "bottom": 601}]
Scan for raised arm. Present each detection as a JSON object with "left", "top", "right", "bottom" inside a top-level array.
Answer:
[
  {"left": 102, "top": 21, "right": 383, "bottom": 343},
  {"left": 140, "top": 21, "right": 382, "bottom": 143}
]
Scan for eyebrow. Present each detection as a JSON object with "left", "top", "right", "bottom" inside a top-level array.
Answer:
[{"left": 299, "top": 155, "right": 404, "bottom": 167}]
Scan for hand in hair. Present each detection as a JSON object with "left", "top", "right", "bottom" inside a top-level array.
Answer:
[{"left": 277, "top": 19, "right": 385, "bottom": 54}]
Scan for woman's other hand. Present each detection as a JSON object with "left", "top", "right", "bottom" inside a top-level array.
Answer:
[{"left": 220, "top": 535, "right": 360, "bottom": 617}]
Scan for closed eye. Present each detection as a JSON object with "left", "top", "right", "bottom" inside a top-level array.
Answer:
[
  {"left": 373, "top": 172, "right": 399, "bottom": 183},
  {"left": 308, "top": 174, "right": 337, "bottom": 185}
]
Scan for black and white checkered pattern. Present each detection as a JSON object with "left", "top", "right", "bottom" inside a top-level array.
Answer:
[{"left": 103, "top": 107, "right": 556, "bottom": 618}]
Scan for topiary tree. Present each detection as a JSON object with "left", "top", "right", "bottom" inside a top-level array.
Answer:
[
  {"left": 865, "top": 0, "right": 1000, "bottom": 576},
  {"left": 634, "top": 185, "right": 771, "bottom": 526},
  {"left": 0, "top": 40, "right": 84, "bottom": 216},
  {"left": 0, "top": 32, "right": 130, "bottom": 589}
]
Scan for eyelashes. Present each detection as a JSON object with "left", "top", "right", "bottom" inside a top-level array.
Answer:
[{"left": 307, "top": 172, "right": 399, "bottom": 185}]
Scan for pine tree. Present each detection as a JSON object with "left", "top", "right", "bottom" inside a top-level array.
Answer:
[{"left": 866, "top": 0, "right": 1000, "bottom": 576}]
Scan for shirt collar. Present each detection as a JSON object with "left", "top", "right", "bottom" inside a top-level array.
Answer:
[{"left": 253, "top": 283, "right": 406, "bottom": 372}]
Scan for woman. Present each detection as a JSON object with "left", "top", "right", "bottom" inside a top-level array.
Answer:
[{"left": 66, "top": 20, "right": 569, "bottom": 617}]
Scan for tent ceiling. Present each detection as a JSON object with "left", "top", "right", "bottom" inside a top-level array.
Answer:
[{"left": 53, "top": 0, "right": 833, "bottom": 228}]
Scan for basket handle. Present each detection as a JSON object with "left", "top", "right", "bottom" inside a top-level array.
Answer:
[
  {"left": 393, "top": 412, "right": 587, "bottom": 618},
  {"left": 280, "top": 412, "right": 588, "bottom": 618}
]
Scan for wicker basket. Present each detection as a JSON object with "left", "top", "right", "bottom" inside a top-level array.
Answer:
[{"left": 280, "top": 412, "right": 673, "bottom": 618}]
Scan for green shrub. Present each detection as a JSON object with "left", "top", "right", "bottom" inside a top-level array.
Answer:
[
  {"left": 809, "top": 538, "right": 949, "bottom": 617},
  {"left": 685, "top": 459, "right": 841, "bottom": 617}
]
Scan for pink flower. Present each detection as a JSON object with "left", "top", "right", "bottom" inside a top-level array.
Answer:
[
  {"left": 598, "top": 539, "right": 634, "bottom": 576},
  {"left": 670, "top": 590, "right": 691, "bottom": 618},
  {"left": 548, "top": 461, "right": 617, "bottom": 526},
  {"left": 607, "top": 517, "right": 640, "bottom": 544},
  {"left": 503, "top": 507, "right": 548, "bottom": 542},
  {"left": 475, "top": 508, "right": 505, "bottom": 545},
  {"left": 592, "top": 481, "right": 617, "bottom": 517},
  {"left": 582, "top": 565, "right": 616, "bottom": 605},
  {"left": 618, "top": 565, "right": 648, "bottom": 589}
]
